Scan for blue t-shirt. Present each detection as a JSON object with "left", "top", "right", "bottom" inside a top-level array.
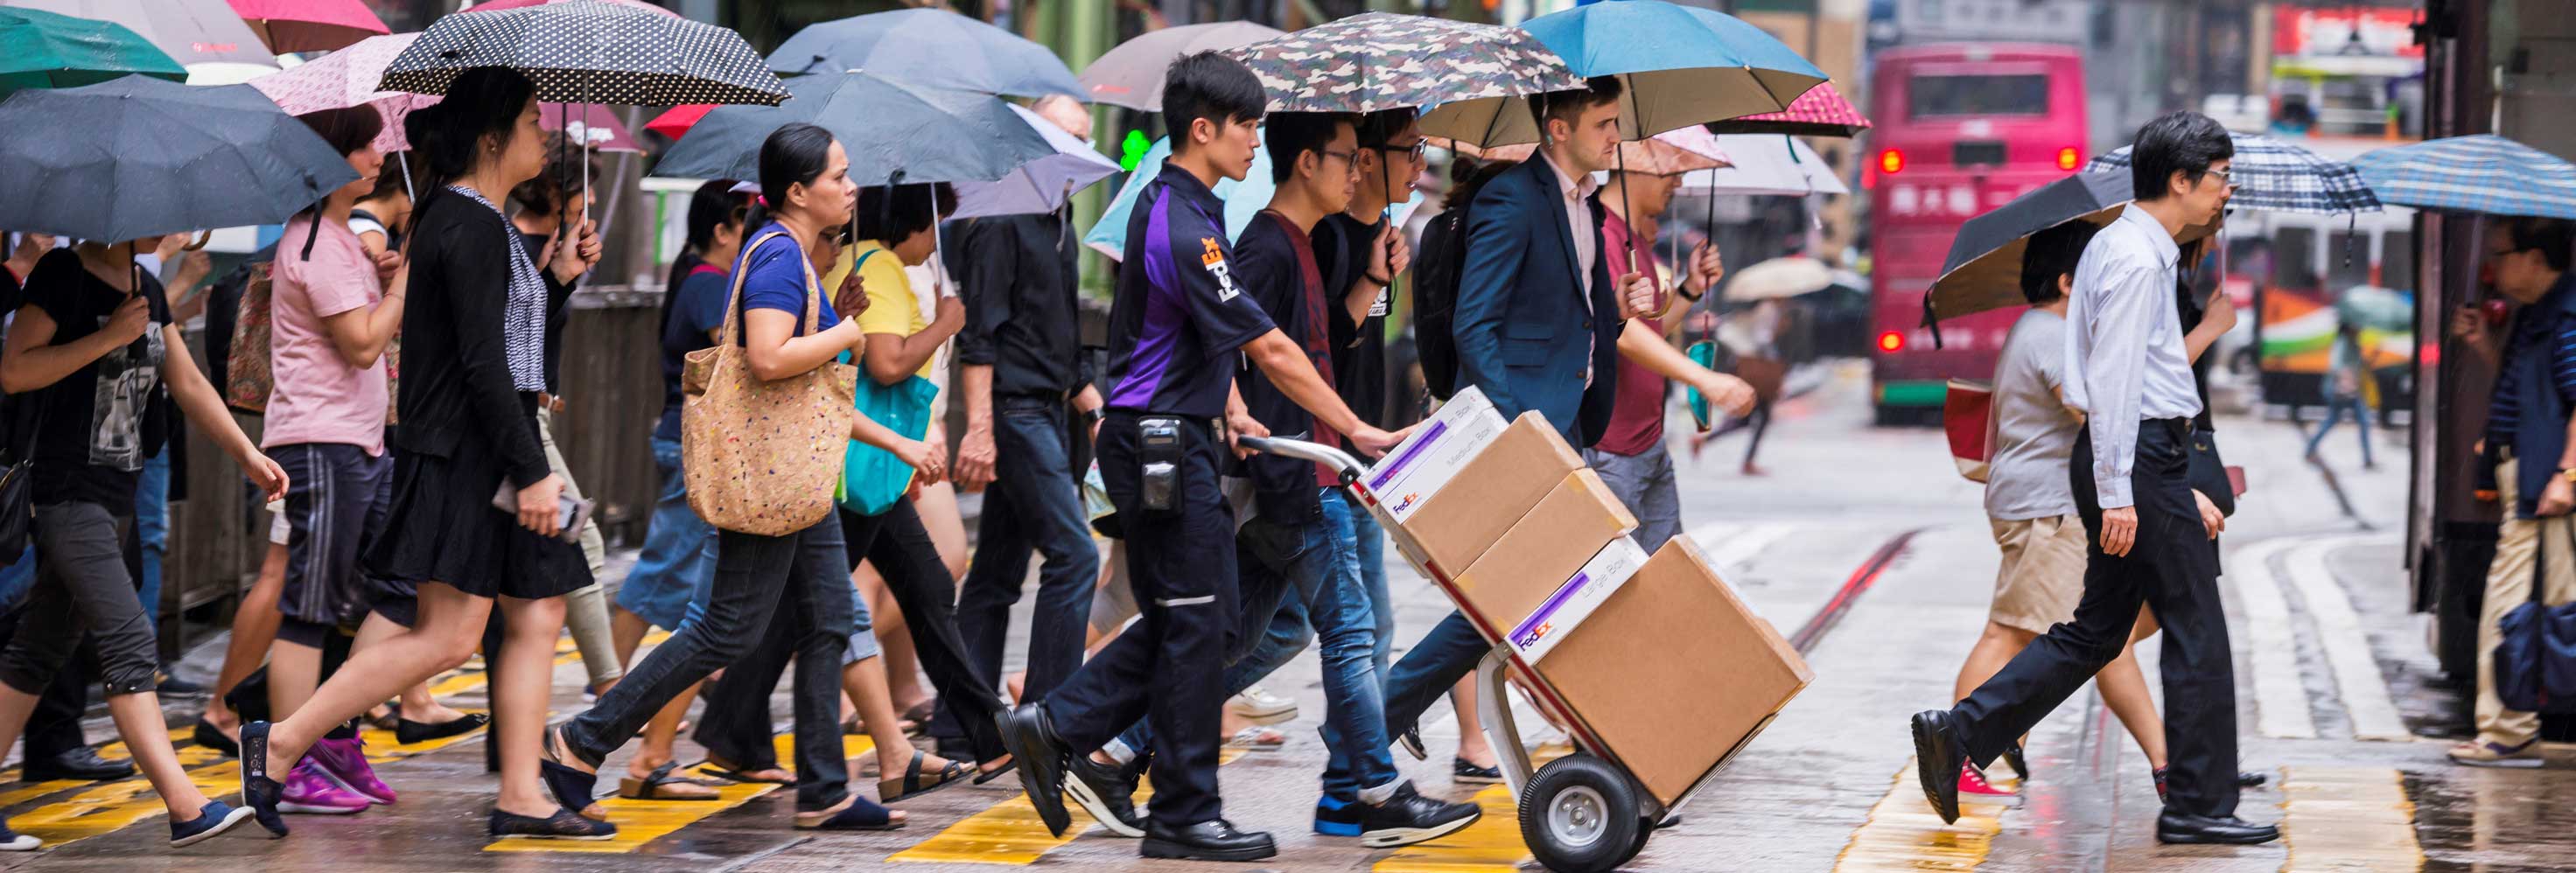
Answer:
[
  {"left": 1102, "top": 164, "right": 1275, "bottom": 419},
  {"left": 656, "top": 263, "right": 732, "bottom": 441},
  {"left": 734, "top": 221, "right": 840, "bottom": 338}
]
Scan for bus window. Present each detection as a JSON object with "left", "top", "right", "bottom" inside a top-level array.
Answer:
[
  {"left": 2383, "top": 231, "right": 2414, "bottom": 292},
  {"left": 2328, "top": 230, "right": 2371, "bottom": 290},
  {"left": 2272, "top": 227, "right": 2320, "bottom": 291},
  {"left": 1909, "top": 74, "right": 2050, "bottom": 117}
]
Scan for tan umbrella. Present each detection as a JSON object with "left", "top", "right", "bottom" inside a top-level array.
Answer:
[
  {"left": 1723, "top": 255, "right": 1833, "bottom": 302},
  {"left": 1439, "top": 127, "right": 1730, "bottom": 174}
]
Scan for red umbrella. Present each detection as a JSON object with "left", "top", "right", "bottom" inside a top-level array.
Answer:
[
  {"left": 1706, "top": 80, "right": 1871, "bottom": 138},
  {"left": 227, "top": 0, "right": 387, "bottom": 52},
  {"left": 645, "top": 102, "right": 711, "bottom": 139},
  {"left": 543, "top": 101, "right": 641, "bottom": 152},
  {"left": 462, "top": 0, "right": 679, "bottom": 15}
]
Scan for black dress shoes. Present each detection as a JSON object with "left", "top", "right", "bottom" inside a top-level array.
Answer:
[
  {"left": 24, "top": 747, "right": 136, "bottom": 782},
  {"left": 1141, "top": 818, "right": 1277, "bottom": 862},
  {"left": 1908, "top": 709, "right": 1968, "bottom": 824},
  {"left": 2155, "top": 811, "right": 2280, "bottom": 845},
  {"left": 993, "top": 704, "right": 1071, "bottom": 837}
]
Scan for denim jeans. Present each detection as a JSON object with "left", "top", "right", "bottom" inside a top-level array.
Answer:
[
  {"left": 617, "top": 436, "right": 719, "bottom": 632},
  {"left": 1345, "top": 498, "right": 1393, "bottom": 682},
  {"left": 956, "top": 398, "right": 1100, "bottom": 706},
  {"left": 2, "top": 503, "right": 160, "bottom": 696},
  {"left": 1382, "top": 611, "right": 1493, "bottom": 742},
  {"left": 133, "top": 450, "right": 170, "bottom": 636},
  {"left": 562, "top": 514, "right": 853, "bottom": 812},
  {"left": 1116, "top": 490, "right": 1401, "bottom": 804},
  {"left": 2304, "top": 394, "right": 2375, "bottom": 465}
]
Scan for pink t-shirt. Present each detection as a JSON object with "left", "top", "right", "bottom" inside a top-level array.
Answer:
[{"left": 263, "top": 217, "right": 388, "bottom": 455}]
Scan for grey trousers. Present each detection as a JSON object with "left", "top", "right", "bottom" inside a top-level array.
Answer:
[{"left": 0, "top": 503, "right": 158, "bottom": 696}]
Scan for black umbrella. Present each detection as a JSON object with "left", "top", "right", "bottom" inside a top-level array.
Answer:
[
  {"left": 652, "top": 70, "right": 1052, "bottom": 187},
  {"left": 0, "top": 74, "right": 356, "bottom": 241},
  {"left": 1924, "top": 170, "right": 2218, "bottom": 346},
  {"left": 379, "top": 0, "right": 785, "bottom": 106}
]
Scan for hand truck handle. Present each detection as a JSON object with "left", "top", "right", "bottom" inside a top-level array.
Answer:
[{"left": 1234, "top": 435, "right": 1368, "bottom": 488}]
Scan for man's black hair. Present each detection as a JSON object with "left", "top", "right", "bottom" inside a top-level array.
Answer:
[
  {"left": 1354, "top": 107, "right": 1418, "bottom": 149},
  {"left": 1528, "top": 76, "right": 1623, "bottom": 140},
  {"left": 2020, "top": 220, "right": 2103, "bottom": 306},
  {"left": 1163, "top": 51, "right": 1265, "bottom": 156},
  {"left": 1265, "top": 112, "right": 1352, "bottom": 185},
  {"left": 2502, "top": 215, "right": 2576, "bottom": 273},
  {"left": 2129, "top": 111, "right": 2233, "bottom": 202}
]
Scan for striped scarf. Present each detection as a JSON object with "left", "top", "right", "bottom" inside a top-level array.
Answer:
[{"left": 446, "top": 185, "right": 549, "bottom": 392}]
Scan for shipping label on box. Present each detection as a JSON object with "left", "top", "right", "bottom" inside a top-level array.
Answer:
[
  {"left": 1508, "top": 538, "right": 1648, "bottom": 663},
  {"left": 1367, "top": 386, "right": 1507, "bottom": 523}
]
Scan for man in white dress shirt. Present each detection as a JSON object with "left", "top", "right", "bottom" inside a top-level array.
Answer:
[{"left": 1908, "top": 111, "right": 2278, "bottom": 846}]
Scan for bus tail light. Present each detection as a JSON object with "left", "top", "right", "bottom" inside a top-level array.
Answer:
[
  {"left": 2057, "top": 146, "right": 2080, "bottom": 171},
  {"left": 1878, "top": 331, "right": 1906, "bottom": 353},
  {"left": 1878, "top": 149, "right": 1904, "bottom": 175}
]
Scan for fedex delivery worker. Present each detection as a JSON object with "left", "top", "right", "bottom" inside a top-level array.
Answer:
[{"left": 992, "top": 52, "right": 1404, "bottom": 864}]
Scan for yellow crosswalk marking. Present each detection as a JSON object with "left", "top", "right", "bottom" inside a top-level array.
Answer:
[
  {"left": 887, "top": 748, "right": 1248, "bottom": 863},
  {"left": 1829, "top": 759, "right": 2006, "bottom": 872},
  {"left": 486, "top": 734, "right": 875, "bottom": 853},
  {"left": 2281, "top": 766, "right": 2422, "bottom": 872},
  {"left": 1370, "top": 742, "right": 1572, "bottom": 873}
]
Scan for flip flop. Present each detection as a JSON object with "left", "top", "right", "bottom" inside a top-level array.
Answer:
[
  {"left": 878, "top": 750, "right": 972, "bottom": 804},
  {"left": 696, "top": 756, "right": 796, "bottom": 786},
  {"left": 619, "top": 761, "right": 722, "bottom": 801}
]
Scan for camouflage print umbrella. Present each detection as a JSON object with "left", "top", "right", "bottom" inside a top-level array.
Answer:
[{"left": 1222, "top": 12, "right": 1580, "bottom": 146}]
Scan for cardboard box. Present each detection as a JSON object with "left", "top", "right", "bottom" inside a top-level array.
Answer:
[
  {"left": 1449, "top": 469, "right": 1638, "bottom": 630},
  {"left": 1393, "top": 413, "right": 1590, "bottom": 576},
  {"left": 1366, "top": 386, "right": 1508, "bottom": 525},
  {"left": 1530, "top": 536, "right": 1812, "bottom": 807},
  {"left": 1503, "top": 536, "right": 1650, "bottom": 662}
]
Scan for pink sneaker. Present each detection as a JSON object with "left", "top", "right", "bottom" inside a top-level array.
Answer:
[
  {"left": 1956, "top": 764, "right": 2022, "bottom": 808},
  {"left": 309, "top": 736, "right": 396, "bottom": 804},
  {"left": 279, "top": 760, "right": 371, "bottom": 814}
]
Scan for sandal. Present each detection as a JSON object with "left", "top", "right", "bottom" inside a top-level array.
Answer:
[
  {"left": 1223, "top": 725, "right": 1286, "bottom": 751},
  {"left": 619, "top": 762, "right": 722, "bottom": 801},
  {"left": 795, "top": 793, "right": 905, "bottom": 831},
  {"left": 878, "top": 750, "right": 972, "bottom": 803},
  {"left": 696, "top": 756, "right": 796, "bottom": 786}
]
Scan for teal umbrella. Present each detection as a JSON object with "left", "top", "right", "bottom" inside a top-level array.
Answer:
[
  {"left": 0, "top": 6, "right": 184, "bottom": 96},
  {"left": 1425, "top": 0, "right": 1825, "bottom": 145}
]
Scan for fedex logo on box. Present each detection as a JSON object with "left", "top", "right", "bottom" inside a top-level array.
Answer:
[
  {"left": 1366, "top": 387, "right": 1506, "bottom": 523},
  {"left": 1508, "top": 539, "right": 1649, "bottom": 663}
]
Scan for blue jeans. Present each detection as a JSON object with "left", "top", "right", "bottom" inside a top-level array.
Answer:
[
  {"left": 1116, "top": 491, "right": 1401, "bottom": 803},
  {"left": 2305, "top": 394, "right": 2374, "bottom": 465},
  {"left": 134, "top": 450, "right": 170, "bottom": 636},
  {"left": 956, "top": 399, "right": 1100, "bottom": 705},
  {"left": 1346, "top": 497, "right": 1393, "bottom": 682},
  {"left": 618, "top": 436, "right": 720, "bottom": 632},
  {"left": 1382, "top": 611, "right": 1494, "bottom": 743}
]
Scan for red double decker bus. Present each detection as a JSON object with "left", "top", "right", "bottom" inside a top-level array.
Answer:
[{"left": 1866, "top": 44, "right": 2089, "bottom": 423}]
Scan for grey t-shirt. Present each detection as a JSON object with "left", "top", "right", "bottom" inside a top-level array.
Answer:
[{"left": 1986, "top": 309, "right": 2081, "bottom": 520}]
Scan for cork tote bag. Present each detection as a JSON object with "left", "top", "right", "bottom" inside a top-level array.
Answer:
[{"left": 682, "top": 231, "right": 857, "bottom": 535}]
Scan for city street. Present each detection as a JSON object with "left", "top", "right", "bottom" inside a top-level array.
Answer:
[{"left": 0, "top": 361, "right": 2553, "bottom": 872}]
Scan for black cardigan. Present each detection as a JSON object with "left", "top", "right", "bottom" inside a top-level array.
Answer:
[{"left": 388, "top": 188, "right": 564, "bottom": 489}]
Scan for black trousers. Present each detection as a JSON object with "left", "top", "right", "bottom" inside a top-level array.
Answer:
[
  {"left": 1042, "top": 414, "right": 1242, "bottom": 828},
  {"left": 838, "top": 501, "right": 1008, "bottom": 763},
  {"left": 693, "top": 611, "right": 795, "bottom": 772},
  {"left": 1950, "top": 418, "right": 2240, "bottom": 816}
]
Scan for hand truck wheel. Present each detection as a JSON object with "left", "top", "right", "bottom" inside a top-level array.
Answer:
[
  {"left": 1614, "top": 816, "right": 1655, "bottom": 868},
  {"left": 1518, "top": 752, "right": 1644, "bottom": 873}
]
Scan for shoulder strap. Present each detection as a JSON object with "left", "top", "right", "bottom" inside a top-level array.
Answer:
[{"left": 718, "top": 231, "right": 791, "bottom": 347}]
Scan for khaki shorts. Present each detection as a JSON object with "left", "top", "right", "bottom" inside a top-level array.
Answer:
[{"left": 1988, "top": 514, "right": 2089, "bottom": 635}]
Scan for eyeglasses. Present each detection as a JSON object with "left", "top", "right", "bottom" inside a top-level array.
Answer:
[
  {"left": 1370, "top": 139, "right": 1428, "bottom": 163},
  {"left": 2208, "top": 166, "right": 2236, "bottom": 186},
  {"left": 1320, "top": 149, "right": 1358, "bottom": 167}
]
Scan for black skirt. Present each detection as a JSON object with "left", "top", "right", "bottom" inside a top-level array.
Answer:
[{"left": 364, "top": 445, "right": 590, "bottom": 601}]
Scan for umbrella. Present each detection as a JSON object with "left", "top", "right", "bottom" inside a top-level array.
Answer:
[
  {"left": 381, "top": 0, "right": 786, "bottom": 107},
  {"left": 0, "top": 6, "right": 184, "bottom": 96},
  {"left": 949, "top": 102, "right": 1119, "bottom": 220},
  {"left": 1708, "top": 80, "right": 1870, "bottom": 138},
  {"left": 653, "top": 70, "right": 1051, "bottom": 187},
  {"left": 1677, "top": 134, "right": 1848, "bottom": 196},
  {"left": 2084, "top": 130, "right": 2377, "bottom": 214},
  {"left": 768, "top": 8, "right": 1080, "bottom": 99},
  {"left": 1225, "top": 12, "right": 1582, "bottom": 143},
  {"left": 1925, "top": 171, "right": 2132, "bottom": 325},
  {"left": 1081, "top": 21, "right": 1280, "bottom": 111},
  {"left": 1509, "top": 0, "right": 1825, "bottom": 142},
  {"left": 543, "top": 101, "right": 639, "bottom": 153},
  {"left": 465, "top": 0, "right": 677, "bottom": 14},
  {"left": 644, "top": 102, "right": 710, "bottom": 139},
  {"left": 1467, "top": 129, "right": 1730, "bottom": 175},
  {"left": 1723, "top": 255, "right": 1833, "bottom": 302},
  {"left": 228, "top": 0, "right": 387, "bottom": 54},
  {"left": 1, "top": 0, "right": 273, "bottom": 67},
  {"left": 1082, "top": 133, "right": 1427, "bottom": 262},
  {"left": 0, "top": 74, "right": 357, "bottom": 241},
  {"left": 2350, "top": 134, "right": 2576, "bottom": 220},
  {"left": 249, "top": 31, "right": 430, "bottom": 154}
]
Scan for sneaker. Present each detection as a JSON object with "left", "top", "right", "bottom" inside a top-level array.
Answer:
[
  {"left": 1355, "top": 783, "right": 1483, "bottom": 849},
  {"left": 0, "top": 820, "right": 35, "bottom": 851},
  {"left": 1956, "top": 764, "right": 2020, "bottom": 807},
  {"left": 1313, "top": 795, "right": 1365, "bottom": 837},
  {"left": 2448, "top": 739, "right": 2544, "bottom": 769},
  {"left": 280, "top": 760, "right": 371, "bottom": 814},
  {"left": 1226, "top": 686, "right": 1297, "bottom": 722},
  {"left": 1065, "top": 755, "right": 1145, "bottom": 839},
  {"left": 308, "top": 736, "right": 396, "bottom": 804},
  {"left": 169, "top": 800, "right": 254, "bottom": 848}
]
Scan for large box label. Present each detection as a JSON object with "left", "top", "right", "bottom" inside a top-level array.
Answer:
[
  {"left": 1508, "top": 538, "right": 1648, "bottom": 662},
  {"left": 1368, "top": 387, "right": 1506, "bottom": 523}
]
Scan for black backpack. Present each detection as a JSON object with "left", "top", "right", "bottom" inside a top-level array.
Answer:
[{"left": 1411, "top": 202, "right": 1472, "bottom": 402}]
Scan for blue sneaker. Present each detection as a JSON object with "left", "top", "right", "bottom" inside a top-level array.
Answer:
[
  {"left": 1313, "top": 795, "right": 1364, "bottom": 837},
  {"left": 171, "top": 800, "right": 256, "bottom": 848}
]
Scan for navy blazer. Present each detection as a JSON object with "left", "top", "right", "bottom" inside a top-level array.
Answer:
[{"left": 1451, "top": 156, "right": 1622, "bottom": 447}]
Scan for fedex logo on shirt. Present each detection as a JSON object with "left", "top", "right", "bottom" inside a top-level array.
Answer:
[{"left": 1200, "top": 236, "right": 1242, "bottom": 302}]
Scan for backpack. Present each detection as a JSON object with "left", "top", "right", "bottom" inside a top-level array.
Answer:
[{"left": 1412, "top": 201, "right": 1472, "bottom": 402}]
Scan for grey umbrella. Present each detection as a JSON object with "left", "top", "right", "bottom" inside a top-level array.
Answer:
[
  {"left": 1078, "top": 21, "right": 1281, "bottom": 110},
  {"left": 767, "top": 8, "right": 1081, "bottom": 98},
  {"left": 653, "top": 70, "right": 1053, "bottom": 187},
  {"left": 0, "top": 74, "right": 356, "bottom": 241}
]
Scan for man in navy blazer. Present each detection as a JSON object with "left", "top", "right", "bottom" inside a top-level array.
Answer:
[{"left": 1379, "top": 78, "right": 1656, "bottom": 768}]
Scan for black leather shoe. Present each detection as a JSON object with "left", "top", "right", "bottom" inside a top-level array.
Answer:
[
  {"left": 993, "top": 704, "right": 1071, "bottom": 837},
  {"left": 2155, "top": 811, "right": 2280, "bottom": 845},
  {"left": 1065, "top": 754, "right": 1146, "bottom": 839},
  {"left": 1142, "top": 818, "right": 1277, "bottom": 863},
  {"left": 1908, "top": 710, "right": 1967, "bottom": 824},
  {"left": 2000, "top": 743, "right": 2029, "bottom": 780},
  {"left": 24, "top": 747, "right": 136, "bottom": 782}
]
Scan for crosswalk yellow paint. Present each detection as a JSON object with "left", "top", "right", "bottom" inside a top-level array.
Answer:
[
  {"left": 2281, "top": 766, "right": 2422, "bottom": 872},
  {"left": 886, "top": 747, "right": 1248, "bottom": 863},
  {"left": 1830, "top": 759, "right": 2006, "bottom": 872},
  {"left": 486, "top": 733, "right": 875, "bottom": 853},
  {"left": 1370, "top": 742, "right": 1572, "bottom": 873}
]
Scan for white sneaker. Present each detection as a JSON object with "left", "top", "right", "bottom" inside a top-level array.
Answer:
[{"left": 1227, "top": 686, "right": 1297, "bottom": 722}]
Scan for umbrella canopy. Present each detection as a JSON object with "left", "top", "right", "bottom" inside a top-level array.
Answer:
[
  {"left": 654, "top": 70, "right": 1052, "bottom": 186},
  {"left": 1, "top": 0, "right": 273, "bottom": 67},
  {"left": 644, "top": 101, "right": 710, "bottom": 139},
  {"left": 249, "top": 31, "right": 428, "bottom": 153},
  {"left": 768, "top": 8, "right": 1081, "bottom": 99},
  {"left": 228, "top": 0, "right": 386, "bottom": 53},
  {"left": 949, "top": 102, "right": 1118, "bottom": 220},
  {"left": 1225, "top": 12, "right": 1581, "bottom": 146},
  {"left": 1678, "top": 134, "right": 1847, "bottom": 196},
  {"left": 0, "top": 74, "right": 358, "bottom": 241},
  {"left": 466, "top": 0, "right": 677, "bottom": 13},
  {"left": 543, "top": 101, "right": 639, "bottom": 152},
  {"left": 1723, "top": 255, "right": 1834, "bottom": 301},
  {"left": 382, "top": 0, "right": 786, "bottom": 106},
  {"left": 1508, "top": 0, "right": 1824, "bottom": 142},
  {"left": 1926, "top": 171, "right": 2130, "bottom": 323},
  {"left": 1079, "top": 21, "right": 1280, "bottom": 110},
  {"left": 1082, "top": 133, "right": 1426, "bottom": 262},
  {"left": 1470, "top": 127, "right": 1729, "bottom": 175},
  {"left": 2084, "top": 130, "right": 2377, "bottom": 214},
  {"left": 2350, "top": 134, "right": 2576, "bottom": 220},
  {"left": 0, "top": 6, "right": 184, "bottom": 96},
  {"left": 1708, "top": 80, "right": 1869, "bottom": 138}
]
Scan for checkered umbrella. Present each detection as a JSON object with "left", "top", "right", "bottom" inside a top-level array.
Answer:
[
  {"left": 381, "top": 0, "right": 784, "bottom": 106},
  {"left": 2351, "top": 134, "right": 2576, "bottom": 220},
  {"left": 2083, "top": 130, "right": 2377, "bottom": 214}
]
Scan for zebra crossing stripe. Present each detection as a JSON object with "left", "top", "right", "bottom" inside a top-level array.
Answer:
[{"left": 2231, "top": 537, "right": 2320, "bottom": 739}]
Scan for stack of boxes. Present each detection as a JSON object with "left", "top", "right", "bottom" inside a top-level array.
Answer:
[{"left": 1361, "top": 388, "right": 1813, "bottom": 807}]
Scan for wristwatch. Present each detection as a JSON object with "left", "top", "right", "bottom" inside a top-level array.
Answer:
[{"left": 1084, "top": 407, "right": 1106, "bottom": 428}]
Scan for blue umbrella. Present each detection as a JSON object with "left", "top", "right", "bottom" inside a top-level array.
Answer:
[
  {"left": 1082, "top": 134, "right": 1424, "bottom": 262},
  {"left": 652, "top": 70, "right": 1053, "bottom": 187},
  {"left": 766, "top": 8, "right": 1081, "bottom": 99},
  {"left": 2351, "top": 134, "right": 2576, "bottom": 220},
  {"left": 0, "top": 74, "right": 355, "bottom": 241},
  {"left": 1427, "top": 0, "right": 1825, "bottom": 145}
]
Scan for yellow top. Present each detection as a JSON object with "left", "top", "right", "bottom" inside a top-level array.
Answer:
[{"left": 830, "top": 239, "right": 933, "bottom": 379}]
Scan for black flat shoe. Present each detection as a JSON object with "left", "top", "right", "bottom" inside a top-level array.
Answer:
[
  {"left": 1142, "top": 818, "right": 1277, "bottom": 863},
  {"left": 25, "top": 746, "right": 136, "bottom": 782},
  {"left": 490, "top": 807, "right": 617, "bottom": 840},
  {"left": 395, "top": 713, "right": 488, "bottom": 745},
  {"left": 193, "top": 719, "right": 241, "bottom": 758},
  {"left": 538, "top": 727, "right": 601, "bottom": 816},
  {"left": 994, "top": 704, "right": 1071, "bottom": 838},
  {"left": 236, "top": 722, "right": 289, "bottom": 837},
  {"left": 2155, "top": 811, "right": 2279, "bottom": 845},
  {"left": 2000, "top": 744, "right": 2029, "bottom": 780},
  {"left": 1909, "top": 710, "right": 1966, "bottom": 825},
  {"left": 1452, "top": 758, "right": 1502, "bottom": 785}
]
